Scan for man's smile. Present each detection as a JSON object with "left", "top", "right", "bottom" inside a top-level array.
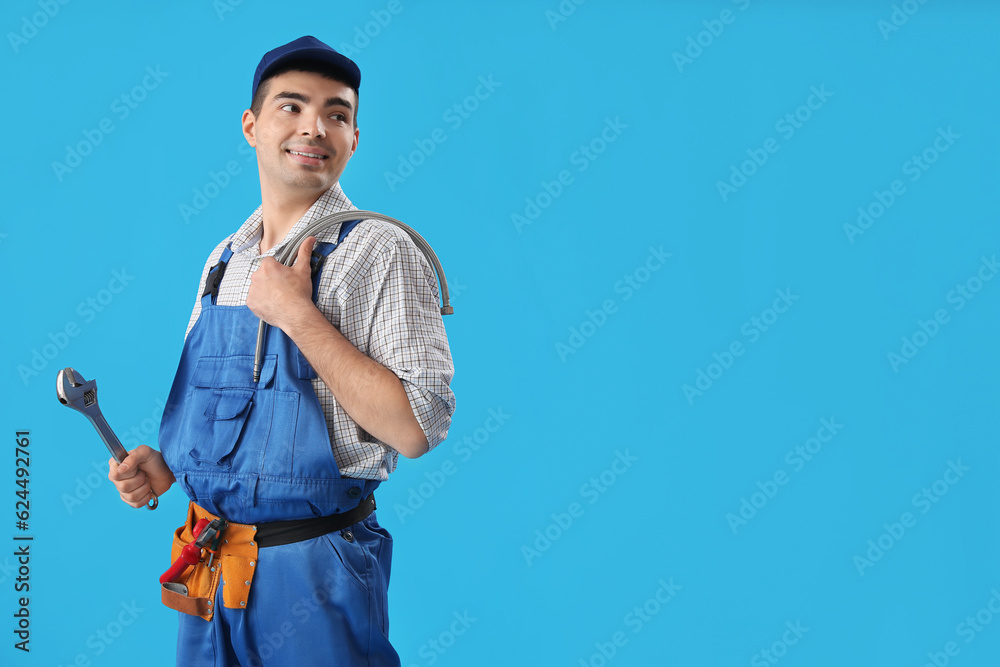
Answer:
[{"left": 286, "top": 147, "right": 329, "bottom": 165}]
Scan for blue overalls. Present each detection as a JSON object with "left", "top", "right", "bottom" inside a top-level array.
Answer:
[{"left": 159, "top": 221, "right": 402, "bottom": 666}]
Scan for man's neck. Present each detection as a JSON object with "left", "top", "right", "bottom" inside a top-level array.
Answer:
[{"left": 258, "top": 189, "right": 322, "bottom": 255}]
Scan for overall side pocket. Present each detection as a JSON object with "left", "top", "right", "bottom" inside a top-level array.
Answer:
[{"left": 187, "top": 387, "right": 253, "bottom": 467}]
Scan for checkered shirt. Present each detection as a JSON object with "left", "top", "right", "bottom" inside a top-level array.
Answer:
[{"left": 184, "top": 183, "right": 456, "bottom": 480}]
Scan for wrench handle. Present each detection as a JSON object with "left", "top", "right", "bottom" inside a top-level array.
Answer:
[
  {"left": 87, "top": 412, "right": 129, "bottom": 463},
  {"left": 89, "top": 413, "right": 158, "bottom": 510}
]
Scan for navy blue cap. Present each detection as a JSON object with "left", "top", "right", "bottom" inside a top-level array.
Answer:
[{"left": 251, "top": 35, "right": 360, "bottom": 103}]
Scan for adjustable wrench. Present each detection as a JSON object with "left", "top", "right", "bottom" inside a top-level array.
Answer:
[{"left": 56, "top": 367, "right": 158, "bottom": 510}]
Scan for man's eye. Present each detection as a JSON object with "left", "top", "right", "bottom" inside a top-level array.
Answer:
[
  {"left": 331, "top": 113, "right": 346, "bottom": 122},
  {"left": 280, "top": 103, "right": 298, "bottom": 112}
]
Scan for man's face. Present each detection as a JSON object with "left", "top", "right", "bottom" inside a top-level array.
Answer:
[{"left": 241, "top": 70, "right": 359, "bottom": 199}]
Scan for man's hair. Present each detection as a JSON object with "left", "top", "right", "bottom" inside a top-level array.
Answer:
[{"left": 250, "top": 59, "right": 359, "bottom": 129}]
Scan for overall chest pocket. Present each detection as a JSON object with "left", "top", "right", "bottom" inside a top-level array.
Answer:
[{"left": 187, "top": 355, "right": 276, "bottom": 468}]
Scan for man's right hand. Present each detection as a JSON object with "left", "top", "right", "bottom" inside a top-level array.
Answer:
[{"left": 107, "top": 445, "right": 176, "bottom": 508}]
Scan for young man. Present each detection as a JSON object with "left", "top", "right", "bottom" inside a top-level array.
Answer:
[{"left": 108, "top": 35, "right": 456, "bottom": 666}]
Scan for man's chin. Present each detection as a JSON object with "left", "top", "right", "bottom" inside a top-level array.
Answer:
[{"left": 284, "top": 174, "right": 337, "bottom": 193}]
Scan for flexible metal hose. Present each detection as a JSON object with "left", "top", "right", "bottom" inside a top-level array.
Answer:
[{"left": 254, "top": 210, "right": 453, "bottom": 382}]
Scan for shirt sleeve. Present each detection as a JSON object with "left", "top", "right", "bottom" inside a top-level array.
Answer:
[{"left": 342, "top": 226, "right": 457, "bottom": 451}]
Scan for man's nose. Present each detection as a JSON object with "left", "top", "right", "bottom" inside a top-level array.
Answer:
[{"left": 299, "top": 111, "right": 326, "bottom": 138}]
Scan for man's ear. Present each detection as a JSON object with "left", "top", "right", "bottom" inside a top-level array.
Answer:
[{"left": 241, "top": 109, "right": 257, "bottom": 148}]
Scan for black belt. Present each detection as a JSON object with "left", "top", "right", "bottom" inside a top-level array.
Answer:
[{"left": 254, "top": 493, "right": 376, "bottom": 548}]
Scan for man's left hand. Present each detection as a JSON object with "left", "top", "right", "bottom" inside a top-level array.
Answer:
[{"left": 247, "top": 236, "right": 317, "bottom": 329}]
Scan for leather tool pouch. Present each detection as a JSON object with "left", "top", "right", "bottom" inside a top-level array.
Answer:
[{"left": 160, "top": 502, "right": 259, "bottom": 622}]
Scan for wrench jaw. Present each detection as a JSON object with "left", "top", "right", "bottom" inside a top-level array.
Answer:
[
  {"left": 55, "top": 367, "right": 159, "bottom": 511},
  {"left": 56, "top": 367, "right": 73, "bottom": 405},
  {"left": 56, "top": 367, "right": 98, "bottom": 412}
]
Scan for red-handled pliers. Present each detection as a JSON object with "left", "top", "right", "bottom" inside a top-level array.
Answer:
[{"left": 160, "top": 518, "right": 224, "bottom": 584}]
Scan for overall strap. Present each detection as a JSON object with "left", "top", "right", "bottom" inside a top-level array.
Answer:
[
  {"left": 200, "top": 220, "right": 361, "bottom": 308},
  {"left": 201, "top": 242, "right": 235, "bottom": 307},
  {"left": 309, "top": 218, "right": 363, "bottom": 302}
]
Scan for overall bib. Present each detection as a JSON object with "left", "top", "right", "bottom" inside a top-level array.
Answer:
[{"left": 159, "top": 222, "right": 401, "bottom": 667}]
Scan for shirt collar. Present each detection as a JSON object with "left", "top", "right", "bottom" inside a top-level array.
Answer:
[{"left": 229, "top": 183, "right": 357, "bottom": 257}]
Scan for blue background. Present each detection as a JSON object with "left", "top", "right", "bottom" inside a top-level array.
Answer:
[{"left": 2, "top": 1, "right": 999, "bottom": 665}]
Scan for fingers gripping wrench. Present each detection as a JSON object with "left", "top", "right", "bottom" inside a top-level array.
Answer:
[{"left": 56, "top": 367, "right": 158, "bottom": 510}]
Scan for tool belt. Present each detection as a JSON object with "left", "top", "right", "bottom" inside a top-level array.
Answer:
[{"left": 161, "top": 494, "right": 376, "bottom": 621}]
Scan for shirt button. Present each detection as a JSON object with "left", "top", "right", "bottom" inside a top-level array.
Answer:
[
  {"left": 341, "top": 530, "right": 354, "bottom": 543},
  {"left": 347, "top": 487, "right": 361, "bottom": 499}
]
